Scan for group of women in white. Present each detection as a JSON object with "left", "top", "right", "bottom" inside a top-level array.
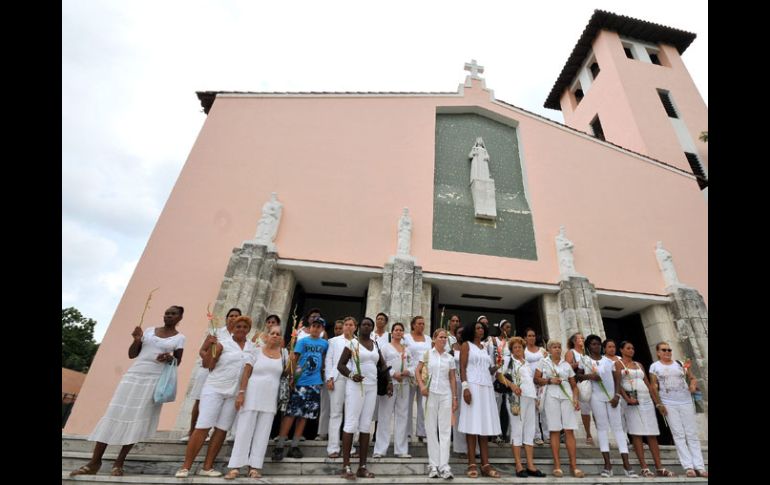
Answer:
[{"left": 69, "top": 308, "right": 708, "bottom": 480}]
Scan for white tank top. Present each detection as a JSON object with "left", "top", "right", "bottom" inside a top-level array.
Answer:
[{"left": 524, "top": 346, "right": 546, "bottom": 375}]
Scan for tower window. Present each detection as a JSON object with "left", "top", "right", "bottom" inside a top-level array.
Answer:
[
  {"left": 658, "top": 90, "right": 678, "bottom": 118},
  {"left": 574, "top": 88, "right": 584, "bottom": 103},
  {"left": 590, "top": 115, "right": 605, "bottom": 141},
  {"left": 684, "top": 152, "right": 708, "bottom": 190},
  {"left": 623, "top": 46, "right": 635, "bottom": 59},
  {"left": 589, "top": 61, "right": 600, "bottom": 79},
  {"left": 648, "top": 52, "right": 661, "bottom": 65}
]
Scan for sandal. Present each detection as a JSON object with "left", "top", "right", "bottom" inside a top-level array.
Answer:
[
  {"left": 351, "top": 451, "right": 360, "bottom": 458},
  {"left": 110, "top": 466, "right": 124, "bottom": 477},
  {"left": 657, "top": 468, "right": 676, "bottom": 477},
  {"left": 224, "top": 469, "right": 239, "bottom": 480},
  {"left": 571, "top": 467, "right": 585, "bottom": 478},
  {"left": 356, "top": 466, "right": 375, "bottom": 478},
  {"left": 641, "top": 468, "right": 655, "bottom": 477},
  {"left": 69, "top": 464, "right": 100, "bottom": 477},
  {"left": 328, "top": 452, "right": 341, "bottom": 459},
  {"left": 466, "top": 464, "right": 478, "bottom": 478},
  {"left": 480, "top": 464, "right": 500, "bottom": 478},
  {"left": 696, "top": 470, "right": 709, "bottom": 478},
  {"left": 585, "top": 436, "right": 594, "bottom": 445},
  {"left": 248, "top": 468, "right": 262, "bottom": 478},
  {"left": 552, "top": 468, "right": 563, "bottom": 477},
  {"left": 685, "top": 468, "right": 697, "bottom": 478},
  {"left": 341, "top": 465, "right": 356, "bottom": 480}
]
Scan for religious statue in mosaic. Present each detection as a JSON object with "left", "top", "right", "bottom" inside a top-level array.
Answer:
[
  {"left": 397, "top": 207, "right": 412, "bottom": 258},
  {"left": 655, "top": 241, "right": 681, "bottom": 288},
  {"left": 253, "top": 192, "right": 282, "bottom": 250},
  {"left": 555, "top": 225, "right": 581, "bottom": 280},
  {"left": 469, "top": 137, "right": 492, "bottom": 183}
]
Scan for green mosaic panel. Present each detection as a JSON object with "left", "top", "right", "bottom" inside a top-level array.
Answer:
[{"left": 432, "top": 113, "right": 537, "bottom": 260}]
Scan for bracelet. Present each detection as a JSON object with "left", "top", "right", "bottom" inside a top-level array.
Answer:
[
  {"left": 238, "top": 390, "right": 245, "bottom": 394},
  {"left": 614, "top": 393, "right": 621, "bottom": 398},
  {"left": 461, "top": 381, "right": 469, "bottom": 391},
  {"left": 655, "top": 403, "right": 664, "bottom": 408}
]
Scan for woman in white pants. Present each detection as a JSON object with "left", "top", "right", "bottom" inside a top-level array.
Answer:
[
  {"left": 416, "top": 328, "right": 457, "bottom": 479},
  {"left": 224, "top": 324, "right": 286, "bottom": 479},
  {"left": 616, "top": 341, "right": 672, "bottom": 478},
  {"left": 524, "top": 328, "right": 548, "bottom": 445},
  {"left": 458, "top": 321, "right": 501, "bottom": 478},
  {"left": 566, "top": 332, "right": 594, "bottom": 445},
  {"left": 577, "top": 335, "right": 637, "bottom": 477},
  {"left": 649, "top": 342, "right": 708, "bottom": 478},
  {"left": 176, "top": 316, "right": 256, "bottom": 478},
  {"left": 324, "top": 317, "right": 358, "bottom": 458},
  {"left": 374, "top": 322, "right": 412, "bottom": 458},
  {"left": 403, "top": 316, "right": 431, "bottom": 442},
  {"left": 498, "top": 336, "right": 546, "bottom": 478},
  {"left": 337, "top": 317, "right": 393, "bottom": 480},
  {"left": 534, "top": 339, "right": 582, "bottom": 478}
]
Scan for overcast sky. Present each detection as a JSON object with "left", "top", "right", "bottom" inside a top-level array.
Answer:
[{"left": 62, "top": 0, "right": 707, "bottom": 342}]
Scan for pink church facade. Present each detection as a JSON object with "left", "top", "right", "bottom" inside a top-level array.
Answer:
[{"left": 65, "top": 11, "right": 707, "bottom": 438}]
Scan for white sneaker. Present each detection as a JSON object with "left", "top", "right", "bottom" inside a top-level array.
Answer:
[
  {"left": 372, "top": 453, "right": 384, "bottom": 458},
  {"left": 174, "top": 468, "right": 189, "bottom": 478},
  {"left": 600, "top": 469, "right": 613, "bottom": 478},
  {"left": 623, "top": 469, "right": 639, "bottom": 478},
  {"left": 178, "top": 435, "right": 189, "bottom": 442},
  {"left": 440, "top": 467, "right": 454, "bottom": 479},
  {"left": 428, "top": 466, "right": 439, "bottom": 478},
  {"left": 197, "top": 468, "right": 223, "bottom": 477},
  {"left": 396, "top": 453, "right": 412, "bottom": 458}
]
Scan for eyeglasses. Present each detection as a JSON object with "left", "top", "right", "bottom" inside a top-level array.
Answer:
[{"left": 659, "top": 349, "right": 672, "bottom": 352}]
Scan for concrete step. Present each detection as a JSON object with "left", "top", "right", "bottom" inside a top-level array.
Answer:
[
  {"left": 63, "top": 451, "right": 705, "bottom": 477},
  {"left": 61, "top": 435, "right": 707, "bottom": 461},
  {"left": 63, "top": 471, "right": 707, "bottom": 484}
]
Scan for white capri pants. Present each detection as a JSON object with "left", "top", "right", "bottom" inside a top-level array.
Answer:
[
  {"left": 344, "top": 382, "right": 378, "bottom": 434},
  {"left": 665, "top": 402, "right": 705, "bottom": 471},
  {"left": 197, "top": 389, "right": 238, "bottom": 430},
  {"left": 407, "top": 384, "right": 426, "bottom": 438},
  {"left": 227, "top": 410, "right": 275, "bottom": 469},
  {"left": 425, "top": 392, "right": 452, "bottom": 470},
  {"left": 327, "top": 377, "right": 347, "bottom": 454},
  {"left": 590, "top": 395, "right": 628, "bottom": 453},
  {"left": 507, "top": 396, "right": 536, "bottom": 446},
  {"left": 543, "top": 394, "right": 578, "bottom": 432},
  {"left": 318, "top": 385, "right": 330, "bottom": 436},
  {"left": 374, "top": 386, "right": 410, "bottom": 456}
]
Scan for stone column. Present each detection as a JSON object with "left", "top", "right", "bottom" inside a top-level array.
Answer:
[
  {"left": 381, "top": 257, "right": 423, "bottom": 328},
  {"left": 557, "top": 276, "right": 605, "bottom": 344},
  {"left": 365, "top": 278, "right": 383, "bottom": 319},
  {"left": 668, "top": 287, "right": 709, "bottom": 414},
  {"left": 539, "top": 293, "right": 561, "bottom": 343},
  {"left": 265, "top": 268, "right": 296, "bottom": 335}
]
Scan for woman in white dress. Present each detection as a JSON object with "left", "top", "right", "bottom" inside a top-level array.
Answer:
[
  {"left": 458, "top": 321, "right": 501, "bottom": 478},
  {"left": 534, "top": 339, "right": 582, "bottom": 478},
  {"left": 565, "top": 332, "right": 593, "bottom": 445},
  {"left": 403, "top": 316, "right": 431, "bottom": 442},
  {"left": 175, "top": 316, "right": 256, "bottom": 477},
  {"left": 337, "top": 317, "right": 393, "bottom": 480},
  {"left": 523, "top": 328, "right": 548, "bottom": 445},
  {"left": 497, "top": 336, "right": 546, "bottom": 478},
  {"left": 69, "top": 306, "right": 186, "bottom": 477},
  {"left": 416, "top": 328, "right": 458, "bottom": 479},
  {"left": 224, "top": 323, "right": 287, "bottom": 479},
  {"left": 374, "top": 322, "right": 412, "bottom": 458},
  {"left": 183, "top": 308, "right": 242, "bottom": 440},
  {"left": 577, "top": 335, "right": 637, "bottom": 478},
  {"left": 616, "top": 340, "right": 669, "bottom": 478},
  {"left": 325, "top": 316, "right": 358, "bottom": 458}
]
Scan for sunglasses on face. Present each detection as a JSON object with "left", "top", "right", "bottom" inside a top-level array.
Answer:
[{"left": 660, "top": 349, "right": 672, "bottom": 352}]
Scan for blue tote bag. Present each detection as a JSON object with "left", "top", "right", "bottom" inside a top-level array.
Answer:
[{"left": 153, "top": 357, "right": 178, "bottom": 404}]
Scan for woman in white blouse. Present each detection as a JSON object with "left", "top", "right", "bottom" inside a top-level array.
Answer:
[
  {"left": 373, "top": 322, "right": 412, "bottom": 458},
  {"left": 534, "top": 339, "right": 582, "bottom": 478},
  {"left": 403, "top": 316, "right": 431, "bottom": 442},
  {"left": 224, "top": 324, "right": 287, "bottom": 479},
  {"left": 175, "top": 316, "right": 256, "bottom": 478},
  {"left": 416, "top": 328, "right": 457, "bottom": 479},
  {"left": 324, "top": 316, "right": 358, "bottom": 458}
]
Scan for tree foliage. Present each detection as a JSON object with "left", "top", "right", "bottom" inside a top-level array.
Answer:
[{"left": 62, "top": 307, "right": 99, "bottom": 373}]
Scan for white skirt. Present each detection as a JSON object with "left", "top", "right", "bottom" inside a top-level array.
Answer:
[
  {"left": 88, "top": 365, "right": 163, "bottom": 445},
  {"left": 189, "top": 365, "right": 209, "bottom": 400},
  {"left": 458, "top": 383, "right": 501, "bottom": 436},
  {"left": 621, "top": 398, "right": 659, "bottom": 436}
]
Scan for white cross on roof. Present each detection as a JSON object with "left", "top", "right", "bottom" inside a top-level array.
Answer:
[{"left": 464, "top": 59, "right": 484, "bottom": 79}]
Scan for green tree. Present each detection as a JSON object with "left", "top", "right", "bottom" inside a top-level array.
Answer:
[
  {"left": 699, "top": 131, "right": 708, "bottom": 142},
  {"left": 62, "top": 307, "right": 100, "bottom": 372}
]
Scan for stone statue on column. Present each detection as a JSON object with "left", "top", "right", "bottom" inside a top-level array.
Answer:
[
  {"left": 396, "top": 207, "right": 413, "bottom": 260},
  {"left": 555, "top": 225, "right": 581, "bottom": 281},
  {"left": 250, "top": 192, "right": 282, "bottom": 252},
  {"left": 468, "top": 137, "right": 497, "bottom": 220},
  {"left": 655, "top": 241, "right": 684, "bottom": 289}
]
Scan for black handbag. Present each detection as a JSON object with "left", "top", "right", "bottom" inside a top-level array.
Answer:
[
  {"left": 493, "top": 354, "right": 513, "bottom": 395},
  {"left": 375, "top": 342, "right": 391, "bottom": 396},
  {"left": 277, "top": 349, "right": 291, "bottom": 412}
]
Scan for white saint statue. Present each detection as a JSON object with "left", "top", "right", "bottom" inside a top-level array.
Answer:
[
  {"left": 655, "top": 241, "right": 683, "bottom": 289},
  {"left": 555, "top": 225, "right": 581, "bottom": 280},
  {"left": 252, "top": 192, "right": 282, "bottom": 251},
  {"left": 397, "top": 207, "right": 412, "bottom": 258},
  {"left": 469, "top": 137, "right": 492, "bottom": 183}
]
